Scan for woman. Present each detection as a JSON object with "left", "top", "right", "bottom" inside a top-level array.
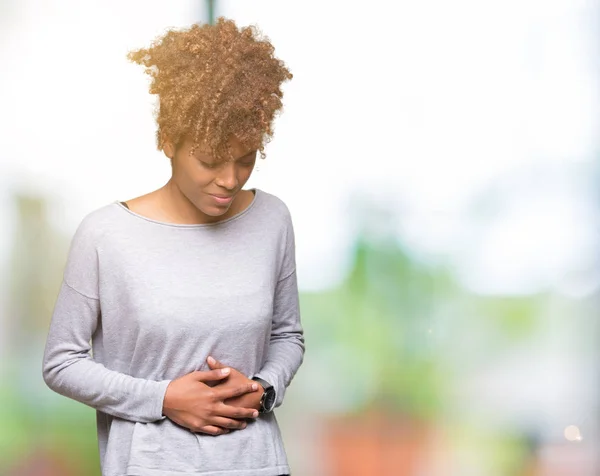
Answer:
[{"left": 42, "top": 18, "right": 304, "bottom": 476}]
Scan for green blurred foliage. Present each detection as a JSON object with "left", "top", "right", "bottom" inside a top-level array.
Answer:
[
  {"left": 301, "top": 223, "right": 543, "bottom": 423},
  {"left": 301, "top": 235, "right": 450, "bottom": 420}
]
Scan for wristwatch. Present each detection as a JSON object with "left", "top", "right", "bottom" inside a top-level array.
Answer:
[{"left": 252, "top": 377, "right": 276, "bottom": 413}]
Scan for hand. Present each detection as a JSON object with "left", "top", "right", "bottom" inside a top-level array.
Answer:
[
  {"left": 207, "top": 356, "right": 264, "bottom": 411},
  {"left": 162, "top": 368, "right": 260, "bottom": 436}
]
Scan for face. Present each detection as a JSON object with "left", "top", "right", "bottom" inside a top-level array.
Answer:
[{"left": 164, "top": 136, "right": 257, "bottom": 220}]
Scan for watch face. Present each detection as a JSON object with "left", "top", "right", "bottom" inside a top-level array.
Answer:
[{"left": 264, "top": 388, "right": 276, "bottom": 411}]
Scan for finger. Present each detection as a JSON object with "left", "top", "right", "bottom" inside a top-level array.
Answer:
[
  {"left": 217, "top": 402, "right": 259, "bottom": 420},
  {"left": 207, "top": 356, "right": 225, "bottom": 369},
  {"left": 210, "top": 417, "right": 248, "bottom": 430},
  {"left": 193, "top": 425, "right": 230, "bottom": 436},
  {"left": 191, "top": 368, "right": 230, "bottom": 382},
  {"left": 218, "top": 382, "right": 258, "bottom": 400}
]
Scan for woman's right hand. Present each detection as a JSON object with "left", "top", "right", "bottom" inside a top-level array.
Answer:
[{"left": 162, "top": 368, "right": 260, "bottom": 436}]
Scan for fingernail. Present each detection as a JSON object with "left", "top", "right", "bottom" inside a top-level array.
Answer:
[
  {"left": 221, "top": 368, "right": 230, "bottom": 375},
  {"left": 253, "top": 411, "right": 259, "bottom": 417},
  {"left": 207, "top": 356, "right": 216, "bottom": 365},
  {"left": 252, "top": 383, "right": 258, "bottom": 391}
]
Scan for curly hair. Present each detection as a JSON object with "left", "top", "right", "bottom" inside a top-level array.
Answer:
[{"left": 127, "top": 17, "right": 292, "bottom": 160}]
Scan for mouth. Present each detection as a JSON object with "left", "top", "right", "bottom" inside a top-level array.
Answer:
[{"left": 209, "top": 193, "right": 235, "bottom": 205}]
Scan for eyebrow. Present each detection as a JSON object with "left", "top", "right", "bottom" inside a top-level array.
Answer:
[
  {"left": 236, "top": 151, "right": 256, "bottom": 160},
  {"left": 197, "top": 150, "right": 256, "bottom": 165}
]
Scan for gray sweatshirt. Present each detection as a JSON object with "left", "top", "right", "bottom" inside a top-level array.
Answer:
[{"left": 42, "top": 188, "right": 305, "bottom": 476}]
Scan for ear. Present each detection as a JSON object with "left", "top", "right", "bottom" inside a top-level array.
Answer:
[
  {"left": 163, "top": 139, "right": 175, "bottom": 160},
  {"left": 159, "top": 131, "right": 176, "bottom": 159}
]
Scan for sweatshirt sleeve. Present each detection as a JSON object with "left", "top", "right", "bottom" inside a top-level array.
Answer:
[
  {"left": 253, "top": 208, "right": 305, "bottom": 408},
  {"left": 42, "top": 215, "right": 170, "bottom": 422}
]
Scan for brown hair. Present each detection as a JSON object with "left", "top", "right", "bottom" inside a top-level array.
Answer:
[{"left": 127, "top": 17, "right": 292, "bottom": 160}]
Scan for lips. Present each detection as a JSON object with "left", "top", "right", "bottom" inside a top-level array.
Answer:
[{"left": 209, "top": 193, "right": 235, "bottom": 205}]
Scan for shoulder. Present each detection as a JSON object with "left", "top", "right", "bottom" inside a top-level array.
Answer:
[
  {"left": 254, "top": 190, "right": 297, "bottom": 271},
  {"left": 71, "top": 202, "right": 121, "bottom": 247},
  {"left": 254, "top": 189, "right": 296, "bottom": 252},
  {"left": 255, "top": 189, "right": 293, "bottom": 223},
  {"left": 63, "top": 203, "right": 119, "bottom": 296}
]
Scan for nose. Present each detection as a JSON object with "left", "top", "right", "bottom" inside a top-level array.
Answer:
[{"left": 214, "top": 161, "right": 238, "bottom": 191}]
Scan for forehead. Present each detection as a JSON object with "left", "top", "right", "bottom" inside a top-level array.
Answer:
[
  {"left": 226, "top": 135, "right": 251, "bottom": 156},
  {"left": 189, "top": 136, "right": 255, "bottom": 161}
]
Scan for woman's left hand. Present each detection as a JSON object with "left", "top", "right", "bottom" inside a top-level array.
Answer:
[{"left": 206, "top": 356, "right": 264, "bottom": 412}]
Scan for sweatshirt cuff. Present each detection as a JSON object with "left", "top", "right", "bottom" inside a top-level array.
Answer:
[
  {"left": 252, "top": 370, "right": 282, "bottom": 409},
  {"left": 151, "top": 380, "right": 172, "bottom": 421}
]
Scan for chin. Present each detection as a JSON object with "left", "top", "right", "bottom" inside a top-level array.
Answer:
[
  {"left": 207, "top": 207, "right": 230, "bottom": 217},
  {"left": 189, "top": 193, "right": 234, "bottom": 217},
  {"left": 199, "top": 201, "right": 232, "bottom": 217}
]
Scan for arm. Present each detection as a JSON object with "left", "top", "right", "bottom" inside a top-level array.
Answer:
[
  {"left": 252, "top": 210, "right": 305, "bottom": 409},
  {"left": 208, "top": 267, "right": 304, "bottom": 413},
  {"left": 42, "top": 217, "right": 170, "bottom": 423}
]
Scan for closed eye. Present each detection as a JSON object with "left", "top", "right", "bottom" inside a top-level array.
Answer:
[
  {"left": 200, "top": 160, "right": 219, "bottom": 169},
  {"left": 238, "top": 152, "right": 257, "bottom": 166}
]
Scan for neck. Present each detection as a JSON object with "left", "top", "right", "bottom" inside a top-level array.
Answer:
[{"left": 158, "top": 179, "right": 216, "bottom": 225}]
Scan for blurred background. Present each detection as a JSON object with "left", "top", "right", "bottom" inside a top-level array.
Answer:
[{"left": 1, "top": 0, "right": 599, "bottom": 474}]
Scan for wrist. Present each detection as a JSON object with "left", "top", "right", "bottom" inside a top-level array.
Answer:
[
  {"left": 254, "top": 387, "right": 265, "bottom": 411},
  {"left": 251, "top": 377, "right": 276, "bottom": 413}
]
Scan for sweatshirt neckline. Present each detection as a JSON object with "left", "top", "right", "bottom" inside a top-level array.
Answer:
[{"left": 113, "top": 188, "right": 261, "bottom": 228}]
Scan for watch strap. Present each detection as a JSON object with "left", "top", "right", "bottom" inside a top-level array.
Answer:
[{"left": 252, "top": 377, "right": 272, "bottom": 391}]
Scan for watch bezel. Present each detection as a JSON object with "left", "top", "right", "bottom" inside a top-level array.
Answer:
[
  {"left": 262, "top": 386, "right": 276, "bottom": 412},
  {"left": 253, "top": 377, "right": 276, "bottom": 413}
]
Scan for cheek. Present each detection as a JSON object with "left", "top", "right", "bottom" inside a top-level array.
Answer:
[
  {"left": 237, "top": 166, "right": 255, "bottom": 184},
  {"left": 186, "top": 167, "right": 214, "bottom": 189},
  {"left": 176, "top": 171, "right": 215, "bottom": 207}
]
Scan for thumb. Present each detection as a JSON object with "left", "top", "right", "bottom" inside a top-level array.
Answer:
[{"left": 207, "top": 355, "right": 226, "bottom": 369}]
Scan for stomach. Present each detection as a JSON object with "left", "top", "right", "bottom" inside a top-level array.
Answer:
[{"left": 100, "top": 411, "right": 288, "bottom": 475}]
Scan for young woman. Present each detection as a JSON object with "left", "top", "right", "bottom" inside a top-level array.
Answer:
[{"left": 42, "top": 18, "right": 304, "bottom": 476}]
